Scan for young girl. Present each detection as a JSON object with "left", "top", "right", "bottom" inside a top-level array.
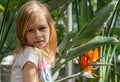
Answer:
[{"left": 11, "top": 0, "right": 57, "bottom": 82}]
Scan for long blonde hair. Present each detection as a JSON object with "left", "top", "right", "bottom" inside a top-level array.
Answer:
[{"left": 15, "top": 0, "right": 57, "bottom": 67}]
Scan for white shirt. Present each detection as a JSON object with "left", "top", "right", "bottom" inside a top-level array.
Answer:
[{"left": 11, "top": 46, "right": 52, "bottom": 82}]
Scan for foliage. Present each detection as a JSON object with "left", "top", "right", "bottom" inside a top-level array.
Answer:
[{"left": 0, "top": 0, "right": 120, "bottom": 82}]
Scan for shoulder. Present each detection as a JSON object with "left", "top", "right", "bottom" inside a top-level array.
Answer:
[
  {"left": 22, "top": 46, "right": 40, "bottom": 56},
  {"left": 16, "top": 46, "right": 40, "bottom": 67},
  {"left": 21, "top": 46, "right": 40, "bottom": 61},
  {"left": 24, "top": 46, "right": 40, "bottom": 52},
  {"left": 23, "top": 46, "right": 34, "bottom": 54}
]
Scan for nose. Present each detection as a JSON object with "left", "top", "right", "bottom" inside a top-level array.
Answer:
[{"left": 35, "top": 30, "right": 41, "bottom": 38}]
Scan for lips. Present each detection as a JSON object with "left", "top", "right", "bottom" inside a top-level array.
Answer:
[{"left": 34, "top": 40, "right": 44, "bottom": 44}]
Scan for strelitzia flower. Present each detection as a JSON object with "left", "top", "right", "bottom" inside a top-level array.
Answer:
[{"left": 77, "top": 48, "right": 112, "bottom": 78}]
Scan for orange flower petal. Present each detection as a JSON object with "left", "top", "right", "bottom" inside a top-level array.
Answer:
[{"left": 77, "top": 48, "right": 99, "bottom": 72}]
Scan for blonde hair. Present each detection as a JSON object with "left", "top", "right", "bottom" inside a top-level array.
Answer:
[{"left": 15, "top": 0, "right": 57, "bottom": 67}]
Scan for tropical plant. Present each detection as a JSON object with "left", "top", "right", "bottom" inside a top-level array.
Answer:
[
  {"left": 52, "top": 1, "right": 120, "bottom": 82},
  {"left": 0, "top": 0, "right": 120, "bottom": 82}
]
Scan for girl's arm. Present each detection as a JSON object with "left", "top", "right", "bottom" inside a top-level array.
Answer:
[{"left": 23, "top": 61, "right": 38, "bottom": 82}]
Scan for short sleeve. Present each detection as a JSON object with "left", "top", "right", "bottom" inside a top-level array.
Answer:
[{"left": 18, "top": 47, "right": 38, "bottom": 69}]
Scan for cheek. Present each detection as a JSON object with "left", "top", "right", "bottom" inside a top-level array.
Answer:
[{"left": 25, "top": 33, "right": 32, "bottom": 43}]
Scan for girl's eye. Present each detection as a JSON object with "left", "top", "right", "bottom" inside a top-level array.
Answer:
[
  {"left": 39, "top": 27, "right": 46, "bottom": 30},
  {"left": 27, "top": 29, "right": 34, "bottom": 32}
]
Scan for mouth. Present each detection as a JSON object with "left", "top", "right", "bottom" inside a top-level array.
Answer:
[{"left": 34, "top": 40, "right": 44, "bottom": 44}]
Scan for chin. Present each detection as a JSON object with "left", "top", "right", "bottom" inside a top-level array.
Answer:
[{"left": 35, "top": 45, "right": 44, "bottom": 49}]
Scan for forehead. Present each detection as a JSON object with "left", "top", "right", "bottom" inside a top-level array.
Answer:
[{"left": 28, "top": 13, "right": 48, "bottom": 28}]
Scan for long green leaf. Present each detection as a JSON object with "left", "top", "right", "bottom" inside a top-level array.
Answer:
[
  {"left": 66, "top": 36, "right": 118, "bottom": 63},
  {"left": 80, "top": 0, "right": 87, "bottom": 27},
  {"left": 57, "top": 31, "right": 76, "bottom": 55},
  {"left": 71, "top": 1, "right": 117, "bottom": 47},
  {"left": 47, "top": 0, "right": 72, "bottom": 10},
  {"left": 53, "top": 36, "right": 118, "bottom": 74}
]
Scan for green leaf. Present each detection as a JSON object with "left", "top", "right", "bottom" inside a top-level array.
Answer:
[
  {"left": 53, "top": 36, "right": 118, "bottom": 74},
  {"left": 66, "top": 36, "right": 118, "bottom": 63},
  {"left": 57, "top": 31, "right": 76, "bottom": 55},
  {"left": 52, "top": 71, "right": 59, "bottom": 82},
  {"left": 47, "top": 0, "right": 72, "bottom": 10},
  {"left": 80, "top": 0, "right": 88, "bottom": 27},
  {"left": 72, "top": 1, "right": 117, "bottom": 47}
]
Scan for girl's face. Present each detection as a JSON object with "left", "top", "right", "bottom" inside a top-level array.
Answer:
[{"left": 25, "top": 14, "right": 50, "bottom": 48}]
